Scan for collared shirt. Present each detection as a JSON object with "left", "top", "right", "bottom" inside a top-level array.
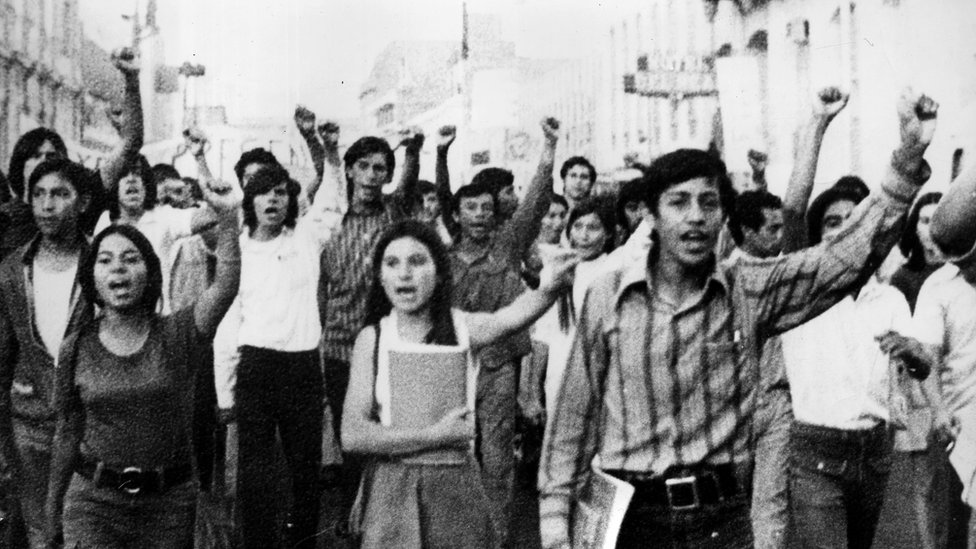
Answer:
[
  {"left": 538, "top": 159, "right": 927, "bottom": 549},
  {"left": 319, "top": 198, "right": 404, "bottom": 363},
  {"left": 781, "top": 279, "right": 910, "bottom": 430},
  {"left": 450, "top": 242, "right": 529, "bottom": 370}
]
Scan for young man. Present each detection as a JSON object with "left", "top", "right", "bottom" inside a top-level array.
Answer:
[
  {"left": 730, "top": 191, "right": 785, "bottom": 260},
  {"left": 559, "top": 156, "right": 597, "bottom": 212},
  {"left": 539, "top": 90, "right": 937, "bottom": 549},
  {"left": 153, "top": 163, "right": 195, "bottom": 209},
  {"left": 449, "top": 117, "right": 559, "bottom": 545},
  {"left": 0, "top": 159, "right": 94, "bottom": 549}
]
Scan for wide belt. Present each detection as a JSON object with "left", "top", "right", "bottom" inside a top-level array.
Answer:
[
  {"left": 604, "top": 463, "right": 742, "bottom": 511},
  {"left": 75, "top": 458, "right": 193, "bottom": 496}
]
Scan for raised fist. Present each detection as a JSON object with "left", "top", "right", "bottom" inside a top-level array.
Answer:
[
  {"left": 814, "top": 87, "right": 849, "bottom": 121},
  {"left": 437, "top": 125, "right": 457, "bottom": 150},
  {"left": 541, "top": 117, "right": 560, "bottom": 145},
  {"left": 294, "top": 105, "right": 316, "bottom": 134},
  {"left": 897, "top": 88, "right": 938, "bottom": 151},
  {"left": 317, "top": 121, "right": 341, "bottom": 151},
  {"left": 399, "top": 127, "right": 425, "bottom": 151},
  {"left": 110, "top": 47, "right": 140, "bottom": 76},
  {"left": 747, "top": 149, "right": 768, "bottom": 174},
  {"left": 183, "top": 127, "right": 208, "bottom": 157}
]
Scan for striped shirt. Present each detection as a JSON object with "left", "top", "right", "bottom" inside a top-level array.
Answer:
[
  {"left": 319, "top": 199, "right": 403, "bottom": 363},
  {"left": 538, "top": 158, "right": 929, "bottom": 549}
]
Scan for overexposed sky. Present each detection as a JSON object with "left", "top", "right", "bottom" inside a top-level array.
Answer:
[{"left": 78, "top": 0, "right": 625, "bottom": 123}]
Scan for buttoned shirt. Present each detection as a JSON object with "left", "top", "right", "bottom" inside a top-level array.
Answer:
[{"left": 538, "top": 158, "right": 927, "bottom": 549}]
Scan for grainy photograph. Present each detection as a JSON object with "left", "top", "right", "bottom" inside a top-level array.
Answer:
[{"left": 1, "top": 0, "right": 975, "bottom": 548}]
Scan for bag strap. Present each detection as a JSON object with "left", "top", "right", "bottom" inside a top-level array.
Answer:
[{"left": 369, "top": 322, "right": 381, "bottom": 421}]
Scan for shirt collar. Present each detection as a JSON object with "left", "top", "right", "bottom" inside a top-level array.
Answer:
[{"left": 613, "top": 246, "right": 731, "bottom": 308}]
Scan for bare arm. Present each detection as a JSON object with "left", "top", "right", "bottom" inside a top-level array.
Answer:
[
  {"left": 340, "top": 327, "right": 474, "bottom": 456},
  {"left": 193, "top": 182, "right": 242, "bottom": 337},
  {"left": 466, "top": 247, "right": 579, "bottom": 349},
  {"left": 435, "top": 126, "right": 457, "bottom": 233},
  {"left": 495, "top": 118, "right": 559, "bottom": 268},
  {"left": 395, "top": 128, "right": 424, "bottom": 204},
  {"left": 99, "top": 48, "right": 144, "bottom": 191},
  {"left": 44, "top": 335, "right": 84, "bottom": 547},
  {"left": 294, "top": 105, "right": 325, "bottom": 184},
  {"left": 782, "top": 87, "right": 849, "bottom": 252}
]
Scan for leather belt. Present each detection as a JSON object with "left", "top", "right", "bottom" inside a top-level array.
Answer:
[
  {"left": 75, "top": 458, "right": 193, "bottom": 496},
  {"left": 604, "top": 463, "right": 742, "bottom": 511}
]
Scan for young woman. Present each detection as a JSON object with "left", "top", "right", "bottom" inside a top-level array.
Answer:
[
  {"left": 231, "top": 164, "right": 341, "bottom": 549},
  {"left": 522, "top": 195, "right": 569, "bottom": 286},
  {"left": 43, "top": 180, "right": 240, "bottom": 549},
  {"left": 891, "top": 192, "right": 945, "bottom": 310},
  {"left": 93, "top": 155, "right": 219, "bottom": 313},
  {"left": 341, "top": 220, "right": 578, "bottom": 548},
  {"left": 532, "top": 199, "right": 615, "bottom": 416}
]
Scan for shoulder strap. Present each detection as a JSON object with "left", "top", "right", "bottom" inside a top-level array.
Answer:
[{"left": 369, "top": 322, "right": 381, "bottom": 420}]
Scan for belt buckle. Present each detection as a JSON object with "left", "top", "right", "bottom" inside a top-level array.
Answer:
[
  {"left": 119, "top": 466, "right": 144, "bottom": 495},
  {"left": 665, "top": 475, "right": 700, "bottom": 510}
]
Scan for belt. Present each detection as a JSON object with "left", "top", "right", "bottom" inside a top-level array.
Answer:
[
  {"left": 75, "top": 458, "right": 193, "bottom": 496},
  {"left": 604, "top": 463, "right": 742, "bottom": 511}
]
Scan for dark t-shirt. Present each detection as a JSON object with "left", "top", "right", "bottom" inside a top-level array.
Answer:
[
  {"left": 890, "top": 263, "right": 942, "bottom": 312},
  {"left": 70, "top": 308, "right": 204, "bottom": 468}
]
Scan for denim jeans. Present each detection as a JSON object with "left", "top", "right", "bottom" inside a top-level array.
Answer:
[
  {"left": 12, "top": 420, "right": 51, "bottom": 549},
  {"left": 237, "top": 347, "right": 323, "bottom": 549},
  {"left": 616, "top": 493, "right": 754, "bottom": 549},
  {"left": 788, "top": 422, "right": 892, "bottom": 549},
  {"left": 752, "top": 387, "right": 793, "bottom": 549},
  {"left": 62, "top": 472, "right": 196, "bottom": 549},
  {"left": 475, "top": 361, "right": 517, "bottom": 547}
]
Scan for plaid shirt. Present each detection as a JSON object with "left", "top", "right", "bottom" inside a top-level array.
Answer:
[
  {"left": 538, "top": 158, "right": 929, "bottom": 549},
  {"left": 319, "top": 199, "right": 404, "bottom": 363}
]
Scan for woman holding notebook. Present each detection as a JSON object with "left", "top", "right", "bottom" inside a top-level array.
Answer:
[{"left": 342, "top": 220, "right": 579, "bottom": 548}]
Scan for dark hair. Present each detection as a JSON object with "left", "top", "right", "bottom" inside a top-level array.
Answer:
[
  {"left": 151, "top": 163, "right": 181, "bottom": 186},
  {"left": 806, "top": 185, "right": 866, "bottom": 245},
  {"left": 566, "top": 198, "right": 616, "bottom": 256},
  {"left": 451, "top": 180, "right": 498, "bottom": 215},
  {"left": 8, "top": 128, "right": 68, "bottom": 199},
  {"left": 81, "top": 224, "right": 163, "bottom": 315},
  {"left": 233, "top": 148, "right": 280, "bottom": 183},
  {"left": 642, "top": 149, "right": 736, "bottom": 216},
  {"left": 108, "top": 155, "right": 156, "bottom": 221},
  {"left": 184, "top": 177, "right": 203, "bottom": 202},
  {"left": 27, "top": 158, "right": 95, "bottom": 203},
  {"left": 899, "top": 192, "right": 943, "bottom": 270},
  {"left": 615, "top": 175, "right": 647, "bottom": 230},
  {"left": 364, "top": 220, "right": 457, "bottom": 345},
  {"left": 343, "top": 137, "right": 395, "bottom": 201},
  {"left": 729, "top": 190, "right": 783, "bottom": 245},
  {"left": 409, "top": 180, "right": 438, "bottom": 213},
  {"left": 559, "top": 156, "right": 597, "bottom": 184},
  {"left": 471, "top": 167, "right": 514, "bottom": 197},
  {"left": 833, "top": 175, "right": 869, "bottom": 201},
  {"left": 549, "top": 193, "right": 569, "bottom": 212},
  {"left": 242, "top": 164, "right": 300, "bottom": 234}
]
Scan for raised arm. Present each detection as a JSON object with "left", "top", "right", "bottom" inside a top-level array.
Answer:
[
  {"left": 435, "top": 125, "right": 458, "bottom": 234},
  {"left": 99, "top": 48, "right": 144, "bottom": 192},
  {"left": 294, "top": 105, "right": 325, "bottom": 184},
  {"left": 193, "top": 181, "right": 242, "bottom": 336},
  {"left": 44, "top": 335, "right": 85, "bottom": 548},
  {"left": 340, "top": 327, "right": 474, "bottom": 456},
  {"left": 395, "top": 127, "right": 424, "bottom": 204},
  {"left": 748, "top": 89, "right": 936, "bottom": 338},
  {"left": 747, "top": 148, "right": 769, "bottom": 192},
  {"left": 183, "top": 127, "right": 215, "bottom": 184},
  {"left": 781, "top": 87, "right": 849, "bottom": 252},
  {"left": 495, "top": 117, "right": 559, "bottom": 268},
  {"left": 932, "top": 158, "right": 976, "bottom": 260},
  {"left": 466, "top": 247, "right": 579, "bottom": 349}
]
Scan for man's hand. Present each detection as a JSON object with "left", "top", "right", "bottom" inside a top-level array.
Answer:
[
  {"left": 437, "top": 125, "right": 457, "bottom": 151},
  {"left": 294, "top": 105, "right": 316, "bottom": 134},
  {"left": 201, "top": 179, "right": 242, "bottom": 216},
  {"left": 747, "top": 148, "right": 768, "bottom": 175},
  {"left": 932, "top": 406, "right": 959, "bottom": 450},
  {"left": 537, "top": 245, "right": 579, "bottom": 293},
  {"left": 317, "top": 121, "right": 340, "bottom": 152},
  {"left": 183, "top": 127, "right": 208, "bottom": 158},
  {"left": 541, "top": 117, "right": 560, "bottom": 147},
  {"left": 897, "top": 88, "right": 939, "bottom": 154},
  {"left": 876, "top": 330, "right": 932, "bottom": 380},
  {"left": 110, "top": 47, "right": 140, "bottom": 78},
  {"left": 398, "top": 126, "right": 425, "bottom": 152},
  {"left": 813, "top": 86, "right": 849, "bottom": 122}
]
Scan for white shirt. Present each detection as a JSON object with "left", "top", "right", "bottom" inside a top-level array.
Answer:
[
  {"left": 32, "top": 260, "right": 77, "bottom": 364},
  {"left": 782, "top": 278, "right": 911, "bottom": 430},
  {"left": 94, "top": 205, "right": 195, "bottom": 313},
  {"left": 236, "top": 210, "right": 341, "bottom": 352},
  {"left": 910, "top": 261, "right": 976, "bottom": 505}
]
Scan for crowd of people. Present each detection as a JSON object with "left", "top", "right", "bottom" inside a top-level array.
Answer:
[{"left": 0, "top": 45, "right": 974, "bottom": 549}]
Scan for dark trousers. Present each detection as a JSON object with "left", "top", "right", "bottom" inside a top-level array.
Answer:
[
  {"left": 192, "top": 343, "right": 217, "bottom": 492},
  {"left": 321, "top": 357, "right": 363, "bottom": 532},
  {"left": 237, "top": 346, "right": 323, "bottom": 549},
  {"left": 788, "top": 422, "right": 892, "bottom": 549},
  {"left": 616, "top": 493, "right": 754, "bottom": 548}
]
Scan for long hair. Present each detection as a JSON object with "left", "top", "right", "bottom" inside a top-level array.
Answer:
[
  {"left": 80, "top": 224, "right": 163, "bottom": 316},
  {"left": 107, "top": 155, "right": 156, "bottom": 221},
  {"left": 565, "top": 198, "right": 616, "bottom": 256},
  {"left": 8, "top": 128, "right": 68, "bottom": 199},
  {"left": 363, "top": 220, "right": 457, "bottom": 345},
  {"left": 899, "top": 192, "right": 943, "bottom": 270},
  {"left": 242, "top": 165, "right": 300, "bottom": 235}
]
